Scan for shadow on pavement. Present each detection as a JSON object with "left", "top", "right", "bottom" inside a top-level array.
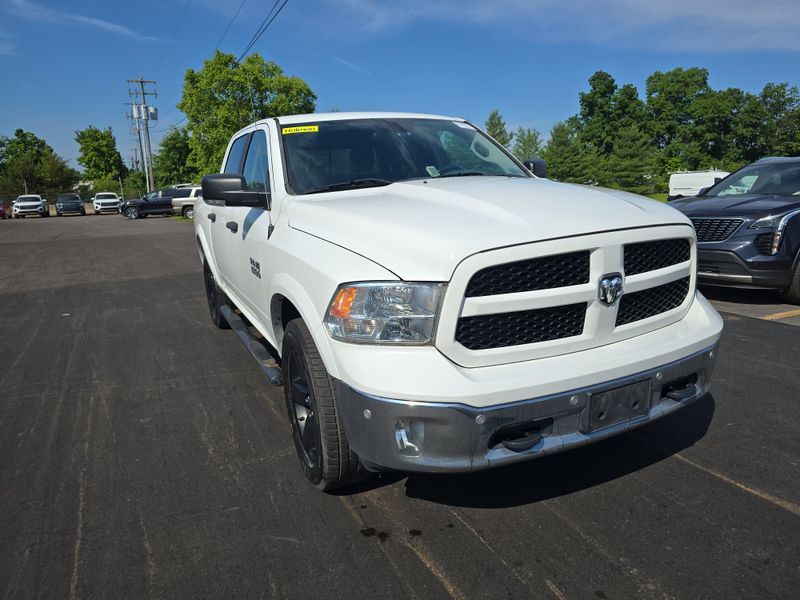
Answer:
[{"left": 399, "top": 394, "right": 716, "bottom": 509}]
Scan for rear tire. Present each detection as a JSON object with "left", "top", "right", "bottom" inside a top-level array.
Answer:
[
  {"left": 182, "top": 206, "right": 194, "bottom": 220},
  {"left": 781, "top": 260, "right": 800, "bottom": 305},
  {"left": 282, "top": 319, "right": 365, "bottom": 491},
  {"left": 203, "top": 261, "right": 230, "bottom": 329}
]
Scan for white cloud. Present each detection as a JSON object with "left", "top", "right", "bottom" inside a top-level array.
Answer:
[
  {"left": 336, "top": 0, "right": 800, "bottom": 52},
  {"left": 5, "top": 0, "right": 164, "bottom": 42},
  {"left": 328, "top": 54, "right": 373, "bottom": 76}
]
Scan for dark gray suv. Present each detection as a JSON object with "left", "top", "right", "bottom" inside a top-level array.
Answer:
[{"left": 671, "top": 157, "right": 800, "bottom": 303}]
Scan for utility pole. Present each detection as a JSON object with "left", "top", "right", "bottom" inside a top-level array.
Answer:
[
  {"left": 128, "top": 78, "right": 157, "bottom": 192},
  {"left": 126, "top": 106, "right": 147, "bottom": 184}
]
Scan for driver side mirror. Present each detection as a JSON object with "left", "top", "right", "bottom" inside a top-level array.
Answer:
[
  {"left": 523, "top": 159, "right": 548, "bottom": 178},
  {"left": 202, "top": 174, "right": 270, "bottom": 209},
  {"left": 697, "top": 186, "right": 711, "bottom": 196}
]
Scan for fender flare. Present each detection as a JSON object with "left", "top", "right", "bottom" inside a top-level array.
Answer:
[
  {"left": 195, "top": 231, "right": 222, "bottom": 282},
  {"left": 269, "top": 272, "right": 341, "bottom": 379}
]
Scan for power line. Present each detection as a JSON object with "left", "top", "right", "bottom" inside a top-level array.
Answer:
[
  {"left": 237, "top": 0, "right": 288, "bottom": 62},
  {"left": 153, "top": 0, "right": 194, "bottom": 72},
  {"left": 215, "top": 0, "right": 248, "bottom": 50},
  {"left": 152, "top": 116, "right": 187, "bottom": 133},
  {"left": 237, "top": 0, "right": 280, "bottom": 62}
]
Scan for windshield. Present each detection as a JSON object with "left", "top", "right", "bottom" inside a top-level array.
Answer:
[
  {"left": 704, "top": 161, "right": 800, "bottom": 197},
  {"left": 17, "top": 196, "right": 40, "bottom": 202},
  {"left": 58, "top": 195, "right": 80, "bottom": 202},
  {"left": 96, "top": 193, "right": 117, "bottom": 200},
  {"left": 281, "top": 118, "right": 529, "bottom": 195}
]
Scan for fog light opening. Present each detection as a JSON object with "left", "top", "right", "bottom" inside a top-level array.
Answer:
[
  {"left": 489, "top": 418, "right": 554, "bottom": 453},
  {"left": 395, "top": 420, "right": 424, "bottom": 457}
]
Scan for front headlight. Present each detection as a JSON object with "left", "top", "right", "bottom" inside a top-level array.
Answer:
[
  {"left": 324, "top": 282, "right": 446, "bottom": 345},
  {"left": 749, "top": 208, "right": 800, "bottom": 255}
]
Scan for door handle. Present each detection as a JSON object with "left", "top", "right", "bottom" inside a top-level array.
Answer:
[
  {"left": 207, "top": 213, "right": 216, "bottom": 222},
  {"left": 226, "top": 221, "right": 238, "bottom": 233}
]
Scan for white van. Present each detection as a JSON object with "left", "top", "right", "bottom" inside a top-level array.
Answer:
[{"left": 668, "top": 170, "right": 729, "bottom": 200}]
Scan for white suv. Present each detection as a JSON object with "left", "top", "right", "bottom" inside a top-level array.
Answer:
[
  {"left": 92, "top": 192, "right": 120, "bottom": 214},
  {"left": 12, "top": 195, "right": 49, "bottom": 218},
  {"left": 196, "top": 112, "right": 723, "bottom": 491}
]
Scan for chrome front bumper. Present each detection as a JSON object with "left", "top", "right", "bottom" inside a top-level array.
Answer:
[{"left": 336, "top": 343, "right": 719, "bottom": 473}]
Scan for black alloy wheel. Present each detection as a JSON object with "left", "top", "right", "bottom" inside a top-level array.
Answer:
[
  {"left": 285, "top": 346, "right": 323, "bottom": 481},
  {"left": 281, "top": 319, "right": 365, "bottom": 491}
]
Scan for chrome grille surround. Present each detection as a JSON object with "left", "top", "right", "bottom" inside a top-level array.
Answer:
[{"left": 437, "top": 225, "right": 696, "bottom": 368}]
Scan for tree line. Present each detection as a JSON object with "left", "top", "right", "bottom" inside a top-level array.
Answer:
[
  {"left": 2, "top": 59, "right": 797, "bottom": 201},
  {"left": 489, "top": 67, "right": 800, "bottom": 194}
]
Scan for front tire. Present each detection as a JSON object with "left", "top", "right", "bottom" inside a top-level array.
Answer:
[
  {"left": 282, "top": 319, "right": 364, "bottom": 491},
  {"left": 182, "top": 206, "right": 194, "bottom": 219},
  {"left": 125, "top": 207, "right": 139, "bottom": 220},
  {"left": 781, "top": 260, "right": 800, "bottom": 305},
  {"left": 203, "top": 262, "right": 230, "bottom": 329}
]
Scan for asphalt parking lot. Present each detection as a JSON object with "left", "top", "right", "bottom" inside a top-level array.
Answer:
[{"left": 1, "top": 215, "right": 799, "bottom": 600}]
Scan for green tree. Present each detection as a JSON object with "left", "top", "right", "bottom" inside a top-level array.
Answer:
[
  {"left": 601, "top": 125, "right": 655, "bottom": 194},
  {"left": 154, "top": 127, "right": 198, "bottom": 187},
  {"left": 39, "top": 149, "right": 80, "bottom": 198},
  {"left": 178, "top": 50, "right": 316, "bottom": 177},
  {"left": 0, "top": 131, "right": 78, "bottom": 197},
  {"left": 0, "top": 129, "right": 62, "bottom": 195},
  {"left": 75, "top": 126, "right": 127, "bottom": 180},
  {"left": 579, "top": 71, "right": 618, "bottom": 154},
  {"left": 512, "top": 127, "right": 543, "bottom": 161},
  {"left": 122, "top": 169, "right": 147, "bottom": 199},
  {"left": 485, "top": 110, "right": 513, "bottom": 147},
  {"left": 645, "top": 67, "right": 711, "bottom": 153},
  {"left": 4, "top": 128, "right": 50, "bottom": 165},
  {"left": 91, "top": 174, "right": 123, "bottom": 196},
  {"left": 760, "top": 83, "right": 800, "bottom": 156},
  {"left": 542, "top": 119, "right": 597, "bottom": 184}
]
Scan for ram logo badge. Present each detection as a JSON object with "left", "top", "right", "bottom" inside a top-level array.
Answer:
[
  {"left": 598, "top": 273, "right": 623, "bottom": 306},
  {"left": 250, "top": 257, "right": 261, "bottom": 279}
]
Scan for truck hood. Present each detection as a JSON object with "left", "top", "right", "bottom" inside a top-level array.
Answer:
[
  {"left": 670, "top": 194, "right": 800, "bottom": 218},
  {"left": 16, "top": 201, "right": 44, "bottom": 208},
  {"left": 287, "top": 177, "right": 690, "bottom": 281}
]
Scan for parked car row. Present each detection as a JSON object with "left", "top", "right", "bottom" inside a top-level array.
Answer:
[
  {"left": 1, "top": 186, "right": 201, "bottom": 221},
  {"left": 119, "top": 186, "right": 201, "bottom": 220}
]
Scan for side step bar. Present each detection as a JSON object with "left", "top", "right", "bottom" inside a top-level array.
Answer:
[{"left": 220, "top": 304, "right": 283, "bottom": 386}]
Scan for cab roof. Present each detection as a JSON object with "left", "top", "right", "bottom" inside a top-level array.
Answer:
[{"left": 232, "top": 112, "right": 466, "bottom": 137}]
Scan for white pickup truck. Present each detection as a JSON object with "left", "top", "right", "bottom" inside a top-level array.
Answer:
[{"left": 196, "top": 112, "right": 723, "bottom": 491}]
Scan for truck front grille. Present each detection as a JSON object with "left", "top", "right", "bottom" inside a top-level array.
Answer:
[
  {"left": 690, "top": 218, "right": 743, "bottom": 242},
  {"left": 616, "top": 277, "right": 690, "bottom": 326},
  {"left": 455, "top": 303, "right": 586, "bottom": 350},
  {"left": 624, "top": 238, "right": 690, "bottom": 275},
  {"left": 465, "top": 251, "right": 590, "bottom": 297}
]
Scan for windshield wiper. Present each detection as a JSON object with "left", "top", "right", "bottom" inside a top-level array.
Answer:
[
  {"left": 306, "top": 178, "right": 393, "bottom": 194},
  {"left": 437, "top": 171, "right": 486, "bottom": 178}
]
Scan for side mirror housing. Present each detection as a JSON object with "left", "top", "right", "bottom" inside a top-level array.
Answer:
[
  {"left": 202, "top": 174, "right": 270, "bottom": 208},
  {"left": 523, "top": 159, "right": 548, "bottom": 178},
  {"left": 697, "top": 186, "right": 710, "bottom": 197}
]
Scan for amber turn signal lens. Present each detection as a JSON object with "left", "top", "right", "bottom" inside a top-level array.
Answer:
[{"left": 329, "top": 287, "right": 358, "bottom": 319}]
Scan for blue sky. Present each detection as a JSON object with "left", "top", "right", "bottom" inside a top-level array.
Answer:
[{"left": 1, "top": 0, "right": 798, "bottom": 170}]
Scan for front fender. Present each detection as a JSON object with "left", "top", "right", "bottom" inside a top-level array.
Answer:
[
  {"left": 194, "top": 218, "right": 222, "bottom": 282},
  {"left": 269, "top": 272, "right": 341, "bottom": 379}
]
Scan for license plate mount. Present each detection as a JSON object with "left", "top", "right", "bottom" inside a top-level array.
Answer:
[{"left": 588, "top": 380, "right": 651, "bottom": 432}]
